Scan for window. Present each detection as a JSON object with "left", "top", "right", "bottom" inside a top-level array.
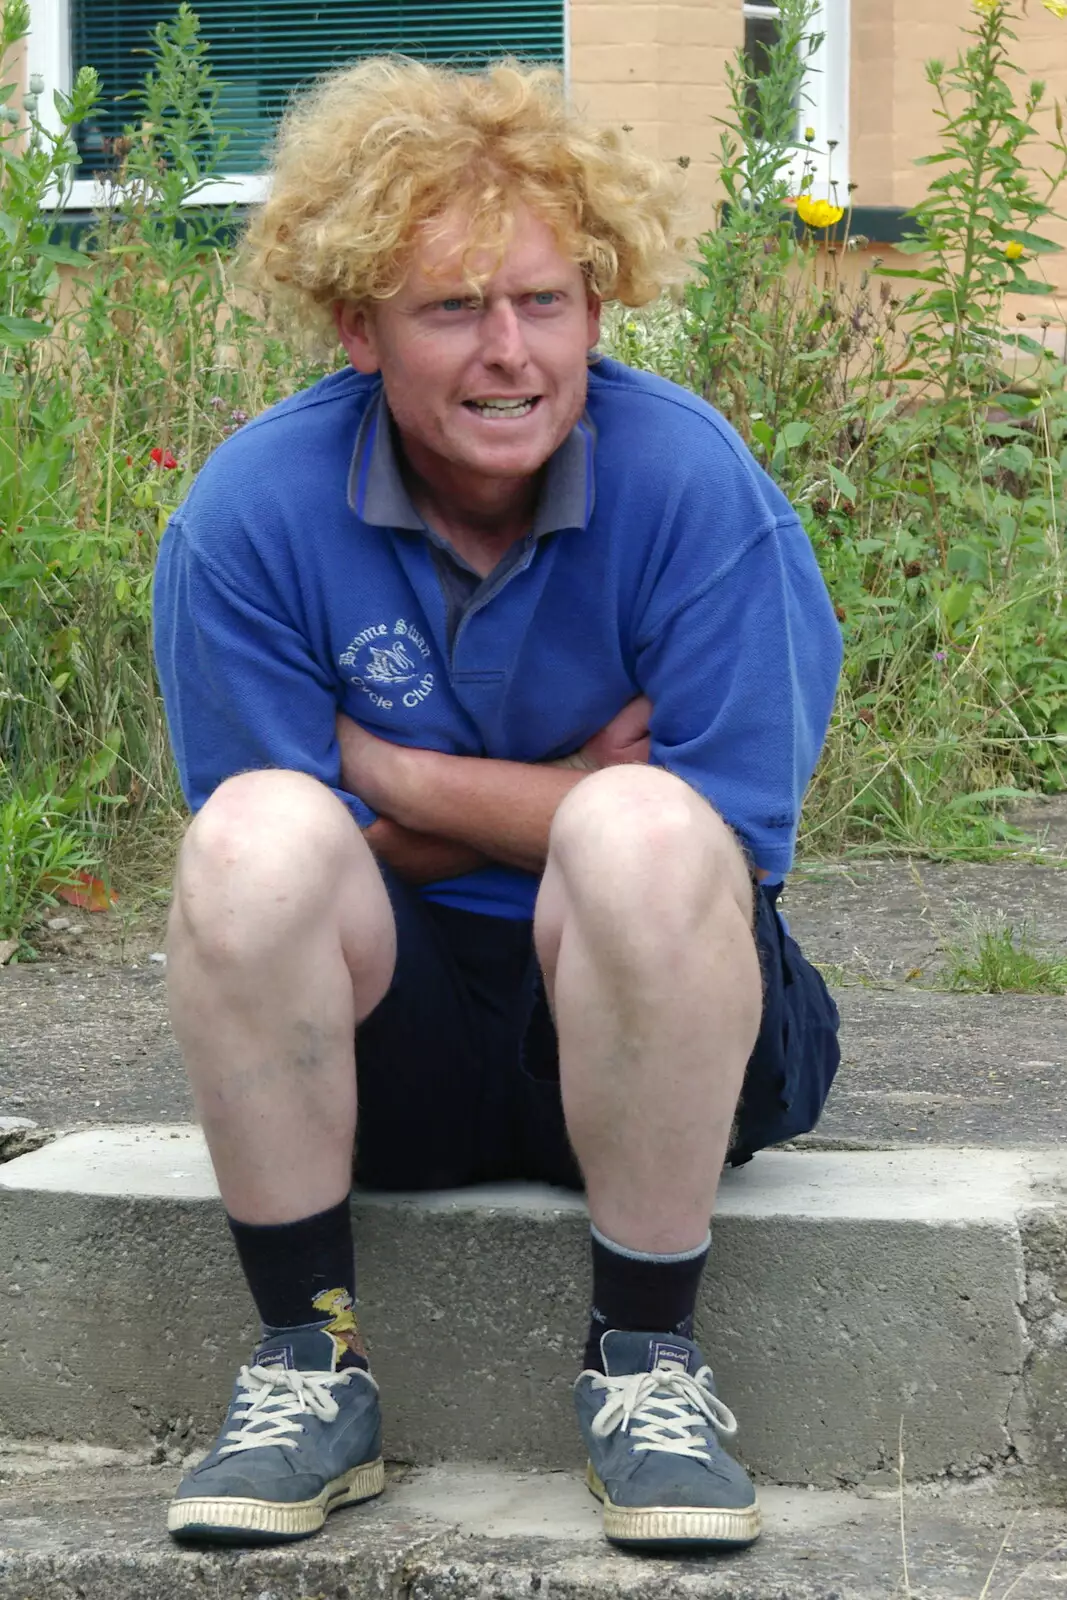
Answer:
[
  {"left": 742, "top": 0, "right": 849, "bottom": 200},
  {"left": 28, "top": 0, "right": 566, "bottom": 210}
]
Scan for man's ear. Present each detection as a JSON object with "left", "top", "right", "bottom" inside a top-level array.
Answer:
[{"left": 333, "top": 301, "right": 380, "bottom": 375}]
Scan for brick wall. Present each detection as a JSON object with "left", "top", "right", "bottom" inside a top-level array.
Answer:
[{"left": 568, "top": 0, "right": 740, "bottom": 233}]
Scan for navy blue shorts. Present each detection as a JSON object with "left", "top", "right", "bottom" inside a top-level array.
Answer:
[{"left": 353, "top": 870, "right": 840, "bottom": 1192}]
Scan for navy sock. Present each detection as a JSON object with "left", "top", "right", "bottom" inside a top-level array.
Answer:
[
  {"left": 584, "top": 1225, "right": 710, "bottom": 1373},
  {"left": 227, "top": 1196, "right": 368, "bottom": 1369}
]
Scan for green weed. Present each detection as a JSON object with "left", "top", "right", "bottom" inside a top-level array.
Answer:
[{"left": 943, "top": 919, "right": 1067, "bottom": 993}]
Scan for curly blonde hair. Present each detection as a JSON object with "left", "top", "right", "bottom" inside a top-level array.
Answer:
[{"left": 241, "top": 57, "right": 686, "bottom": 341}]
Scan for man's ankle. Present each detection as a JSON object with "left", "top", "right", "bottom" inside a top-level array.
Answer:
[{"left": 582, "top": 1225, "right": 710, "bottom": 1373}]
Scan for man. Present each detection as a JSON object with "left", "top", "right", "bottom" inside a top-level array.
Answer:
[{"left": 153, "top": 56, "right": 842, "bottom": 1554}]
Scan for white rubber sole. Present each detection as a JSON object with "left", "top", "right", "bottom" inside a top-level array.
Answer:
[
  {"left": 587, "top": 1462, "right": 762, "bottom": 1549},
  {"left": 167, "top": 1457, "right": 385, "bottom": 1542}
]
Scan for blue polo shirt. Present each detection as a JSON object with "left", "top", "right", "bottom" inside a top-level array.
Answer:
[{"left": 153, "top": 358, "right": 842, "bottom": 918}]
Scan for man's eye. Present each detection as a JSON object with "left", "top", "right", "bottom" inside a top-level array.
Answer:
[
  {"left": 531, "top": 292, "right": 557, "bottom": 306},
  {"left": 440, "top": 297, "right": 475, "bottom": 312}
]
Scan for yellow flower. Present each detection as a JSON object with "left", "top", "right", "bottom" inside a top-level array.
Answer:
[
  {"left": 1043, "top": 0, "right": 1067, "bottom": 16},
  {"left": 1004, "top": 239, "right": 1025, "bottom": 260},
  {"left": 796, "top": 194, "right": 845, "bottom": 229},
  {"left": 972, "top": 0, "right": 998, "bottom": 12},
  {"left": 804, "top": 125, "right": 816, "bottom": 142}
]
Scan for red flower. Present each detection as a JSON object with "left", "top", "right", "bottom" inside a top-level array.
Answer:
[
  {"left": 125, "top": 454, "right": 133, "bottom": 466},
  {"left": 149, "top": 447, "right": 179, "bottom": 469}
]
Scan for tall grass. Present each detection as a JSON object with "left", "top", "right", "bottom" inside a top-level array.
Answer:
[{"left": 0, "top": 4, "right": 330, "bottom": 940}]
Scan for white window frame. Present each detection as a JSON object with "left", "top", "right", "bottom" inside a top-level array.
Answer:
[
  {"left": 28, "top": 0, "right": 573, "bottom": 211},
  {"left": 742, "top": 0, "right": 850, "bottom": 201},
  {"left": 27, "top": 0, "right": 266, "bottom": 208}
]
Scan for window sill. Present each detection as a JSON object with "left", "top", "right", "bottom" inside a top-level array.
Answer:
[
  {"left": 43, "top": 203, "right": 915, "bottom": 254},
  {"left": 43, "top": 206, "right": 252, "bottom": 247}
]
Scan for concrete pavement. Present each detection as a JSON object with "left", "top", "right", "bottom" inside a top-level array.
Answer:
[{"left": 4, "top": 1457, "right": 1067, "bottom": 1600}]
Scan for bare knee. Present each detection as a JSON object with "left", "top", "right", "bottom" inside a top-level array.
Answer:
[
  {"left": 171, "top": 770, "right": 383, "bottom": 967},
  {"left": 544, "top": 767, "right": 752, "bottom": 934}
]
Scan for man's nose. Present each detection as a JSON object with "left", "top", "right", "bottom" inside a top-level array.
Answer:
[{"left": 479, "top": 299, "right": 529, "bottom": 371}]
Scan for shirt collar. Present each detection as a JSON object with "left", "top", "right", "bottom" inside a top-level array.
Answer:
[{"left": 347, "top": 382, "right": 595, "bottom": 539}]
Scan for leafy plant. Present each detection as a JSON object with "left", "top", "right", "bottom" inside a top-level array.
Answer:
[
  {"left": 882, "top": 1, "right": 1067, "bottom": 400},
  {"left": 683, "top": 0, "right": 874, "bottom": 454},
  {"left": 0, "top": 4, "right": 329, "bottom": 947},
  {"left": 636, "top": 0, "right": 1067, "bottom": 857},
  {"left": 0, "top": 0, "right": 100, "bottom": 395},
  {"left": 0, "top": 789, "right": 101, "bottom": 948}
]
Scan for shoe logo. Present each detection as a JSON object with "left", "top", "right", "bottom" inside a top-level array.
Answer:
[
  {"left": 312, "top": 1287, "right": 366, "bottom": 1371},
  {"left": 649, "top": 1340, "right": 690, "bottom": 1376},
  {"left": 256, "top": 1344, "right": 294, "bottom": 1371},
  {"left": 339, "top": 619, "right": 435, "bottom": 712}
]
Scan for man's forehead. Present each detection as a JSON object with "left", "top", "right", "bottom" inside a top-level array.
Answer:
[{"left": 405, "top": 206, "right": 578, "bottom": 293}]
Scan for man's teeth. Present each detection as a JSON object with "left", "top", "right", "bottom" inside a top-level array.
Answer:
[{"left": 469, "top": 398, "right": 536, "bottom": 416}]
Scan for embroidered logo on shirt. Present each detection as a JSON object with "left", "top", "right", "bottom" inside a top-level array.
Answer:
[
  {"left": 365, "top": 639, "right": 418, "bottom": 684},
  {"left": 339, "top": 619, "right": 435, "bottom": 711}
]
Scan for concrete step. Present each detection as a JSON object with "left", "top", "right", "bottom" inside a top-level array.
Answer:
[
  {"left": 3, "top": 1453, "right": 1067, "bottom": 1600},
  {"left": 3, "top": 1128, "right": 1067, "bottom": 1495}
]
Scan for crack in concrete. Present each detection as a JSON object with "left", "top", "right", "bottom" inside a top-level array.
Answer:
[{"left": 0, "top": 1126, "right": 54, "bottom": 1164}]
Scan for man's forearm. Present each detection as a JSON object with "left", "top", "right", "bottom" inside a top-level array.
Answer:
[
  {"left": 363, "top": 817, "right": 490, "bottom": 885},
  {"left": 386, "top": 752, "right": 586, "bottom": 873},
  {"left": 335, "top": 709, "right": 634, "bottom": 874}
]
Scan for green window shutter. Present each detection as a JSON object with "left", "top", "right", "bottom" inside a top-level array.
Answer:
[{"left": 70, "top": 2, "right": 565, "bottom": 177}]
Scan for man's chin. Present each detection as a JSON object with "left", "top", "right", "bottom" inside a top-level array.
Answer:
[{"left": 452, "top": 440, "right": 557, "bottom": 483}]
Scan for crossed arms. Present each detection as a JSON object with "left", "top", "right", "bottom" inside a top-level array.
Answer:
[
  {"left": 155, "top": 504, "right": 833, "bottom": 888},
  {"left": 337, "top": 696, "right": 652, "bottom": 884}
]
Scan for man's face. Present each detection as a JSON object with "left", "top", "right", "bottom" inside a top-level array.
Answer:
[{"left": 336, "top": 205, "right": 601, "bottom": 494}]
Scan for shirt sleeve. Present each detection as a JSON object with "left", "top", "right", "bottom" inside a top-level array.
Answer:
[
  {"left": 152, "top": 512, "right": 378, "bottom": 829},
  {"left": 635, "top": 514, "right": 842, "bottom": 879}
]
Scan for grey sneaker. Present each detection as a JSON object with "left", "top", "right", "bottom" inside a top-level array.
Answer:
[
  {"left": 574, "top": 1330, "right": 761, "bottom": 1551},
  {"left": 168, "top": 1321, "right": 384, "bottom": 1544}
]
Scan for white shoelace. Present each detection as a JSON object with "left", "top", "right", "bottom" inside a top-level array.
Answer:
[
  {"left": 217, "top": 1364, "right": 363, "bottom": 1457},
  {"left": 589, "top": 1365, "right": 739, "bottom": 1461}
]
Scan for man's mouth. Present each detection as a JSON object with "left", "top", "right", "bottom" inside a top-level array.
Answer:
[{"left": 463, "top": 396, "right": 540, "bottom": 419}]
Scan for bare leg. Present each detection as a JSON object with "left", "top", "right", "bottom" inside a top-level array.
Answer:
[
  {"left": 166, "top": 770, "right": 396, "bottom": 1224},
  {"left": 534, "top": 767, "right": 762, "bottom": 1254}
]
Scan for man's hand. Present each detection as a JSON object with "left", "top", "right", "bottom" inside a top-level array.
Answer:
[{"left": 550, "top": 695, "right": 652, "bottom": 772}]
